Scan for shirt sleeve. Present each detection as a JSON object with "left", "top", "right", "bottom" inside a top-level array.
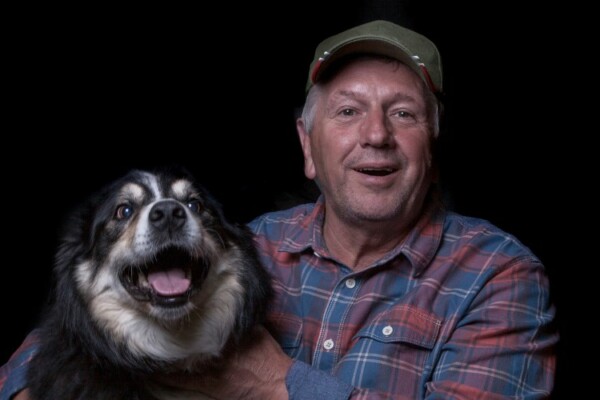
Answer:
[
  {"left": 424, "top": 258, "right": 557, "bottom": 398},
  {"left": 286, "top": 360, "right": 354, "bottom": 400},
  {"left": 0, "top": 331, "right": 39, "bottom": 400}
]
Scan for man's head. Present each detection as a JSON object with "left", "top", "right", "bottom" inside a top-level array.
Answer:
[
  {"left": 302, "top": 20, "right": 443, "bottom": 136},
  {"left": 296, "top": 20, "right": 443, "bottom": 231}
]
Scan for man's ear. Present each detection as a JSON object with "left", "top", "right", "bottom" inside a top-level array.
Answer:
[{"left": 296, "top": 119, "right": 316, "bottom": 180}]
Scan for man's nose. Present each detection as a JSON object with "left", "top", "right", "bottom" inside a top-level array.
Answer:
[{"left": 359, "top": 110, "right": 394, "bottom": 148}]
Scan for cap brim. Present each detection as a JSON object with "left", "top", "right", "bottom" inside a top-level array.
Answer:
[{"left": 309, "top": 39, "right": 429, "bottom": 92}]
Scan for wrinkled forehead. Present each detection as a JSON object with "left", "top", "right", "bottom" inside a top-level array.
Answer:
[{"left": 315, "top": 58, "right": 429, "bottom": 117}]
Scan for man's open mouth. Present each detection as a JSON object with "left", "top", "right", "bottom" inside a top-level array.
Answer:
[{"left": 355, "top": 167, "right": 397, "bottom": 176}]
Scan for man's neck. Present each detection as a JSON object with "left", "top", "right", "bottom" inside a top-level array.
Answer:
[{"left": 323, "top": 214, "right": 411, "bottom": 271}]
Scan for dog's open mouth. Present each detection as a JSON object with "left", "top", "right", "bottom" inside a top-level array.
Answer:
[{"left": 119, "top": 247, "right": 210, "bottom": 308}]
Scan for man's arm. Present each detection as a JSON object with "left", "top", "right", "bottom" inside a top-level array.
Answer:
[
  {"left": 158, "top": 326, "right": 355, "bottom": 400},
  {"left": 1, "top": 328, "right": 353, "bottom": 400},
  {"left": 0, "top": 331, "right": 39, "bottom": 400},
  {"left": 424, "top": 258, "right": 557, "bottom": 398},
  {"left": 159, "top": 326, "right": 292, "bottom": 399},
  {"left": 11, "top": 389, "right": 29, "bottom": 400}
]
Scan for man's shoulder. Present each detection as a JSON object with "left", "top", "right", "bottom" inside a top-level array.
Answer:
[
  {"left": 247, "top": 202, "right": 316, "bottom": 234},
  {"left": 441, "top": 210, "right": 539, "bottom": 261},
  {"left": 443, "top": 211, "right": 499, "bottom": 232}
]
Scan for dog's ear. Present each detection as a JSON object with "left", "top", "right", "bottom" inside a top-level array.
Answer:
[
  {"left": 53, "top": 194, "right": 101, "bottom": 270},
  {"left": 54, "top": 173, "right": 125, "bottom": 270}
]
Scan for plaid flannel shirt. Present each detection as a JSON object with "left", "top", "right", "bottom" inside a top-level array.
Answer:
[{"left": 251, "top": 197, "right": 557, "bottom": 399}]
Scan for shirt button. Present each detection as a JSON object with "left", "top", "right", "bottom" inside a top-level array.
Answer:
[
  {"left": 345, "top": 278, "right": 356, "bottom": 289},
  {"left": 382, "top": 325, "right": 393, "bottom": 336},
  {"left": 323, "top": 339, "right": 334, "bottom": 350}
]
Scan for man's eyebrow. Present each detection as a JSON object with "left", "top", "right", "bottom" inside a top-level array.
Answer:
[
  {"left": 331, "top": 90, "right": 418, "bottom": 104},
  {"left": 325, "top": 90, "right": 366, "bottom": 114},
  {"left": 389, "top": 93, "right": 419, "bottom": 104}
]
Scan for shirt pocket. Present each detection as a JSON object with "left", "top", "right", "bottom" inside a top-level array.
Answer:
[
  {"left": 355, "top": 304, "right": 441, "bottom": 348},
  {"left": 349, "top": 304, "right": 441, "bottom": 391},
  {"left": 266, "top": 312, "right": 303, "bottom": 358}
]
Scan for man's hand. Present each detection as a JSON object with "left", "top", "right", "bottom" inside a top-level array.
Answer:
[
  {"left": 13, "top": 389, "right": 31, "bottom": 400},
  {"left": 158, "top": 325, "right": 293, "bottom": 400}
]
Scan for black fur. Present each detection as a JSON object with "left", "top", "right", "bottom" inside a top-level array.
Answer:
[{"left": 26, "top": 166, "right": 272, "bottom": 400}]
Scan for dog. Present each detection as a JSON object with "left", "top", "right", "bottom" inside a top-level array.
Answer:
[{"left": 26, "top": 166, "right": 272, "bottom": 400}]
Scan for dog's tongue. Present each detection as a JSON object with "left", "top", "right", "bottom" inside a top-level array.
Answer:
[{"left": 148, "top": 268, "right": 190, "bottom": 296}]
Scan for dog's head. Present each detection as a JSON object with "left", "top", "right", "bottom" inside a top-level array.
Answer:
[{"left": 52, "top": 166, "right": 270, "bottom": 363}]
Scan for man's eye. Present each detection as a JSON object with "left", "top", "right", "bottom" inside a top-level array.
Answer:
[
  {"left": 115, "top": 204, "right": 134, "bottom": 220},
  {"left": 396, "top": 111, "right": 413, "bottom": 118},
  {"left": 341, "top": 108, "right": 356, "bottom": 116}
]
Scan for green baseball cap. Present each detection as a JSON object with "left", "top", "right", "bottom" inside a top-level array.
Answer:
[{"left": 306, "top": 20, "right": 443, "bottom": 93}]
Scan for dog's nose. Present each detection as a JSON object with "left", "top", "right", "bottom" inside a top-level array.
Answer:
[{"left": 149, "top": 200, "right": 186, "bottom": 232}]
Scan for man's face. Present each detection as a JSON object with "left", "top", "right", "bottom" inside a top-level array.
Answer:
[{"left": 298, "top": 58, "right": 435, "bottom": 226}]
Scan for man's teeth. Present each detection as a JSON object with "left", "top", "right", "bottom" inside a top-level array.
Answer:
[{"left": 357, "top": 168, "right": 395, "bottom": 176}]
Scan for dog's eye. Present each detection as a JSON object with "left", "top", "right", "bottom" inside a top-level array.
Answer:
[
  {"left": 115, "top": 204, "right": 134, "bottom": 220},
  {"left": 186, "top": 200, "right": 201, "bottom": 214}
]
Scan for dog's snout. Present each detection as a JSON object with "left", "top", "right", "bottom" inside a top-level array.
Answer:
[{"left": 149, "top": 201, "right": 186, "bottom": 232}]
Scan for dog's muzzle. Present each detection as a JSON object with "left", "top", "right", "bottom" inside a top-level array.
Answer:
[{"left": 119, "top": 200, "right": 210, "bottom": 308}]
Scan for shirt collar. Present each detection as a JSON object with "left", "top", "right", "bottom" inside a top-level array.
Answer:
[
  {"left": 277, "top": 196, "right": 325, "bottom": 254},
  {"left": 397, "top": 200, "right": 445, "bottom": 276},
  {"left": 277, "top": 195, "right": 445, "bottom": 275}
]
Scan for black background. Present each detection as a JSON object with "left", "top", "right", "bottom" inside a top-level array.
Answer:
[{"left": 3, "top": 1, "right": 582, "bottom": 397}]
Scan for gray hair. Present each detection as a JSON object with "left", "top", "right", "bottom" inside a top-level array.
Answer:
[{"left": 300, "top": 85, "right": 321, "bottom": 134}]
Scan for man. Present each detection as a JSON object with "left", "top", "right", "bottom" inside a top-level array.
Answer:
[{"left": 1, "top": 20, "right": 557, "bottom": 399}]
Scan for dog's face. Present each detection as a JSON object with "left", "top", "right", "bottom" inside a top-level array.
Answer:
[
  {"left": 58, "top": 167, "right": 263, "bottom": 362},
  {"left": 82, "top": 168, "right": 222, "bottom": 320}
]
